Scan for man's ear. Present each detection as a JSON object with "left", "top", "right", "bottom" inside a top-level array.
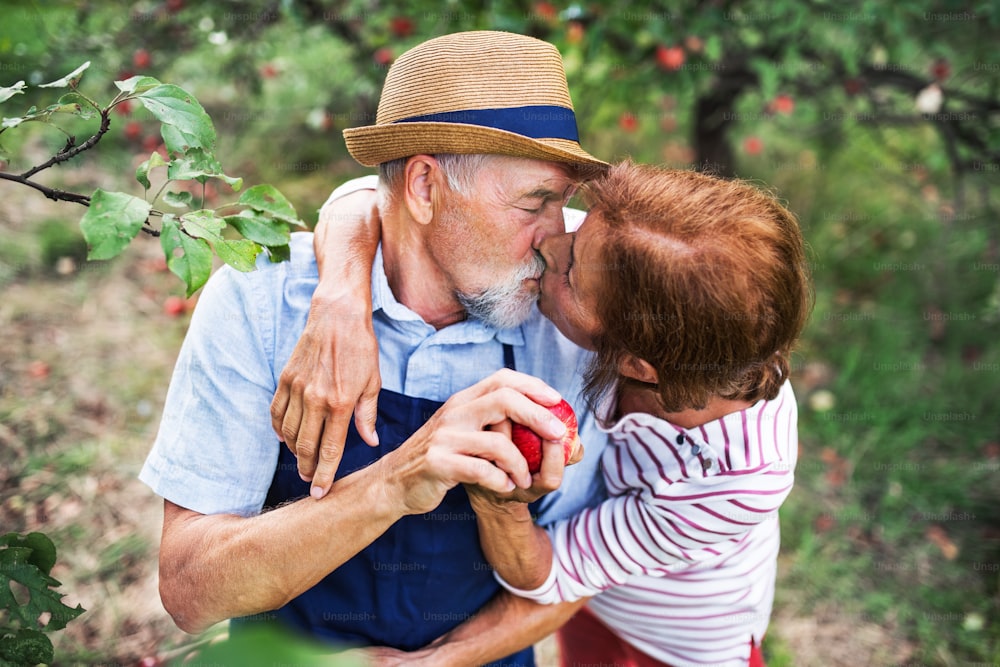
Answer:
[
  {"left": 619, "top": 354, "right": 659, "bottom": 385},
  {"left": 402, "top": 155, "right": 441, "bottom": 225}
]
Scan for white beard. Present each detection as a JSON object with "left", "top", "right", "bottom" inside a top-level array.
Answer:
[{"left": 456, "top": 252, "right": 545, "bottom": 329}]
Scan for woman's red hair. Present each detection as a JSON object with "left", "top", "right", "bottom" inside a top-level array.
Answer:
[{"left": 582, "top": 162, "right": 813, "bottom": 413}]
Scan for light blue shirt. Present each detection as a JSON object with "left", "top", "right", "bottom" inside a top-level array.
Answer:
[{"left": 140, "top": 179, "right": 607, "bottom": 524}]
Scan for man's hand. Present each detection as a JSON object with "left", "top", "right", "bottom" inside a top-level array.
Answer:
[
  {"left": 387, "top": 369, "right": 569, "bottom": 516},
  {"left": 467, "top": 412, "right": 585, "bottom": 507},
  {"left": 270, "top": 189, "right": 381, "bottom": 500}
]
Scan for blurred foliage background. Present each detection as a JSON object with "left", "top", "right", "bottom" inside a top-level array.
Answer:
[{"left": 1, "top": 0, "right": 998, "bottom": 664}]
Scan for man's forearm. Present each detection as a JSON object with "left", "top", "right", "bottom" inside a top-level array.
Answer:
[
  {"left": 159, "top": 460, "right": 402, "bottom": 634},
  {"left": 424, "top": 591, "right": 588, "bottom": 666}
]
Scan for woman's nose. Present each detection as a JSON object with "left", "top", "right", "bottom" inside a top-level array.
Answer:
[{"left": 538, "top": 233, "right": 569, "bottom": 273}]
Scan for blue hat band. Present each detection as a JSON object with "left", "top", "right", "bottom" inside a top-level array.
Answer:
[{"left": 393, "top": 105, "right": 580, "bottom": 142}]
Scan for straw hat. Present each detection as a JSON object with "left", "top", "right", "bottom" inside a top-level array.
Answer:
[{"left": 343, "top": 31, "right": 607, "bottom": 169}]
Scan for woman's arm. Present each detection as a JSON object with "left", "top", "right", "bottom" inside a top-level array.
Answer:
[
  {"left": 464, "top": 437, "right": 576, "bottom": 590},
  {"left": 270, "top": 184, "right": 382, "bottom": 500}
]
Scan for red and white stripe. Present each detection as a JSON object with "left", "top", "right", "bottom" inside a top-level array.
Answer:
[{"left": 499, "top": 381, "right": 799, "bottom": 667}]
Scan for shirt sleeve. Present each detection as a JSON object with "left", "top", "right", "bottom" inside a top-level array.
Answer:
[
  {"left": 322, "top": 174, "right": 379, "bottom": 208},
  {"left": 138, "top": 261, "right": 281, "bottom": 517},
  {"left": 496, "top": 462, "right": 794, "bottom": 604}
]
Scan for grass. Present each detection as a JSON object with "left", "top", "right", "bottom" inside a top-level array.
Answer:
[{"left": 752, "top": 120, "right": 1000, "bottom": 664}]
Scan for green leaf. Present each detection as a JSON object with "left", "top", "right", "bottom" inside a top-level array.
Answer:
[
  {"left": 135, "top": 150, "right": 169, "bottom": 189},
  {"left": 237, "top": 184, "right": 302, "bottom": 225},
  {"left": 162, "top": 190, "right": 194, "bottom": 209},
  {"left": 704, "top": 35, "right": 723, "bottom": 62},
  {"left": 137, "top": 84, "right": 216, "bottom": 152},
  {"left": 215, "top": 238, "right": 262, "bottom": 272},
  {"left": 0, "top": 534, "right": 85, "bottom": 634},
  {"left": 0, "top": 628, "right": 54, "bottom": 665},
  {"left": 266, "top": 244, "right": 291, "bottom": 263},
  {"left": 0, "top": 80, "right": 26, "bottom": 104},
  {"left": 114, "top": 75, "right": 161, "bottom": 95},
  {"left": 189, "top": 624, "right": 364, "bottom": 666},
  {"left": 225, "top": 210, "right": 292, "bottom": 247},
  {"left": 750, "top": 57, "right": 780, "bottom": 101},
  {"left": 167, "top": 148, "right": 242, "bottom": 189},
  {"left": 79, "top": 189, "right": 152, "bottom": 261},
  {"left": 160, "top": 215, "right": 213, "bottom": 296},
  {"left": 37, "top": 61, "right": 91, "bottom": 88},
  {"left": 0, "top": 532, "right": 57, "bottom": 575},
  {"left": 181, "top": 209, "right": 226, "bottom": 242}
]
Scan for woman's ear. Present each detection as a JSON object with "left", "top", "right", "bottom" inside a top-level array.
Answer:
[
  {"left": 619, "top": 354, "right": 659, "bottom": 385},
  {"left": 402, "top": 155, "right": 439, "bottom": 225}
]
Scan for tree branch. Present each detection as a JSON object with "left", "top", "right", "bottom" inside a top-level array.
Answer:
[
  {"left": 20, "top": 108, "right": 112, "bottom": 179},
  {"left": 0, "top": 170, "right": 91, "bottom": 206}
]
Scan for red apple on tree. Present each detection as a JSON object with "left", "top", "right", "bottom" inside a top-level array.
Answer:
[
  {"left": 770, "top": 94, "right": 795, "bottom": 115},
  {"left": 619, "top": 112, "right": 638, "bottom": 132},
  {"left": 390, "top": 16, "right": 414, "bottom": 37},
  {"left": 843, "top": 78, "right": 863, "bottom": 96},
  {"left": 373, "top": 48, "right": 393, "bottom": 66},
  {"left": 124, "top": 121, "right": 142, "bottom": 141},
  {"left": 133, "top": 48, "right": 152, "bottom": 70},
  {"left": 656, "top": 45, "right": 685, "bottom": 71},
  {"left": 510, "top": 399, "right": 580, "bottom": 474},
  {"left": 930, "top": 58, "right": 951, "bottom": 82},
  {"left": 163, "top": 295, "right": 187, "bottom": 317},
  {"left": 743, "top": 136, "right": 764, "bottom": 155}
]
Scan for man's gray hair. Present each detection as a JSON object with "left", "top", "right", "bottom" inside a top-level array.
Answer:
[{"left": 376, "top": 154, "right": 495, "bottom": 208}]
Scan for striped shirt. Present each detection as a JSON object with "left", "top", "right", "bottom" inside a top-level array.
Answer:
[{"left": 498, "top": 380, "right": 798, "bottom": 667}]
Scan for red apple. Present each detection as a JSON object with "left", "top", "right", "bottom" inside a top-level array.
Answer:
[
  {"left": 390, "top": 16, "right": 414, "bottom": 38},
  {"left": 27, "top": 360, "right": 51, "bottom": 380},
  {"left": 684, "top": 35, "right": 704, "bottom": 54},
  {"left": 124, "top": 121, "right": 142, "bottom": 141},
  {"left": 656, "top": 45, "right": 685, "bottom": 72},
  {"left": 618, "top": 112, "right": 638, "bottom": 132},
  {"left": 142, "top": 134, "right": 161, "bottom": 153},
  {"left": 743, "top": 136, "right": 764, "bottom": 155},
  {"left": 166, "top": 0, "right": 184, "bottom": 13},
  {"left": 373, "top": 48, "right": 393, "bottom": 66},
  {"left": 534, "top": 1, "right": 558, "bottom": 21},
  {"left": 566, "top": 21, "right": 585, "bottom": 44},
  {"left": 114, "top": 99, "right": 133, "bottom": 116},
  {"left": 133, "top": 48, "right": 152, "bottom": 70},
  {"left": 163, "top": 295, "right": 187, "bottom": 317},
  {"left": 843, "top": 78, "right": 863, "bottom": 96},
  {"left": 930, "top": 58, "right": 951, "bottom": 82},
  {"left": 770, "top": 94, "right": 795, "bottom": 115},
  {"left": 510, "top": 399, "right": 579, "bottom": 474}
]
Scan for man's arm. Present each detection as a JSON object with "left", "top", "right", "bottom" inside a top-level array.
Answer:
[
  {"left": 160, "top": 369, "right": 569, "bottom": 634},
  {"left": 271, "top": 183, "right": 382, "bottom": 500},
  {"left": 159, "top": 461, "right": 402, "bottom": 633},
  {"left": 347, "top": 591, "right": 587, "bottom": 666}
]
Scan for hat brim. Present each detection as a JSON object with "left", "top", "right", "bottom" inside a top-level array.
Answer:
[{"left": 343, "top": 122, "right": 608, "bottom": 169}]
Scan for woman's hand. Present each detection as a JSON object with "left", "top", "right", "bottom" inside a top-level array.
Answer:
[{"left": 271, "top": 188, "right": 382, "bottom": 499}]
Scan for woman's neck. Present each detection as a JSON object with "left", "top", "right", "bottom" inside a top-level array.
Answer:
[{"left": 617, "top": 385, "right": 754, "bottom": 429}]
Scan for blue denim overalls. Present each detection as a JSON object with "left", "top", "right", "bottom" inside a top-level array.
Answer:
[{"left": 237, "top": 344, "right": 533, "bottom": 665}]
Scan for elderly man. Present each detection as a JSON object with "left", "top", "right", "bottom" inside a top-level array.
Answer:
[{"left": 141, "top": 31, "right": 608, "bottom": 665}]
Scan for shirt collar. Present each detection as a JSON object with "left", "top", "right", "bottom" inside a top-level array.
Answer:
[{"left": 371, "top": 244, "right": 525, "bottom": 347}]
